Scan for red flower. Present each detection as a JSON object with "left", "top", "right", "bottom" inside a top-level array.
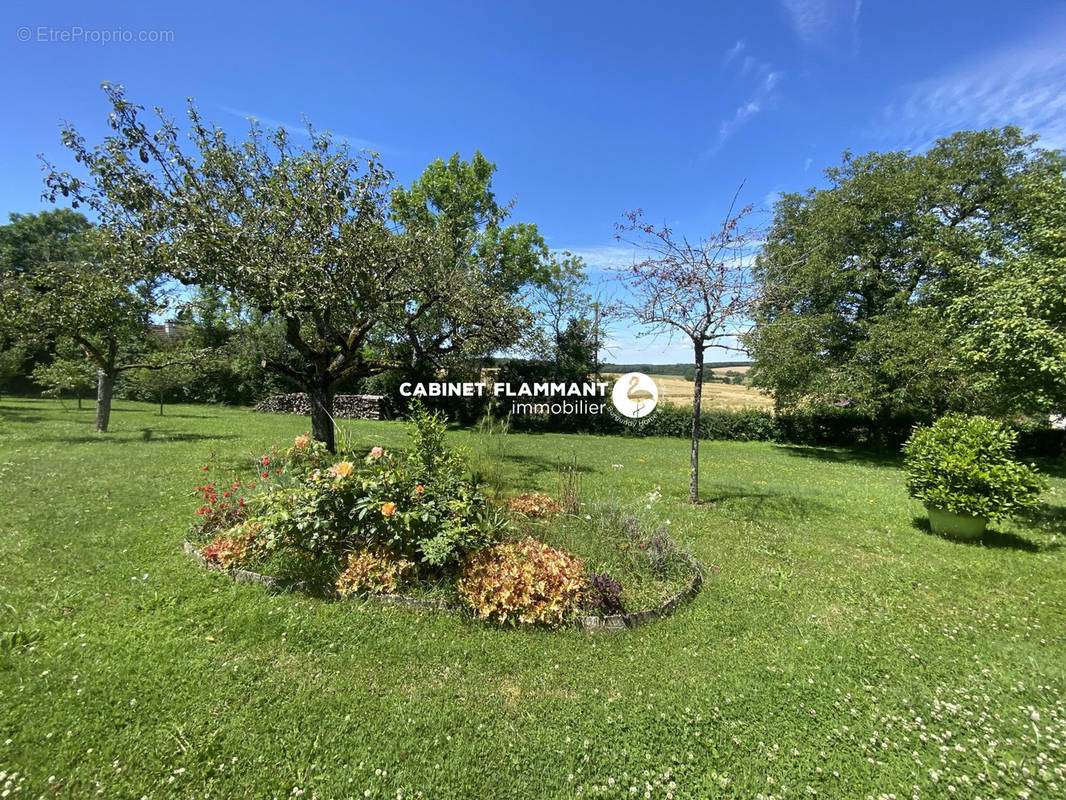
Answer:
[
  {"left": 202, "top": 466, "right": 209, "bottom": 471},
  {"left": 223, "top": 491, "right": 231, "bottom": 498},
  {"left": 275, "top": 468, "right": 281, "bottom": 474},
  {"left": 261, "top": 472, "right": 268, "bottom": 478},
  {"left": 261, "top": 458, "right": 270, "bottom": 466}
]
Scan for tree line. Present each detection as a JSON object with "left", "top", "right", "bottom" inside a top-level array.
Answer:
[
  {"left": 1, "top": 83, "right": 1063, "bottom": 495},
  {"left": 0, "top": 84, "right": 601, "bottom": 449}
]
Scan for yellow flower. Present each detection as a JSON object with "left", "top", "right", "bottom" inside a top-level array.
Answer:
[
  {"left": 332, "top": 461, "right": 354, "bottom": 478},
  {"left": 381, "top": 501, "right": 397, "bottom": 517}
]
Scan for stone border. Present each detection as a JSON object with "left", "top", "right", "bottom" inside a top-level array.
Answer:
[
  {"left": 575, "top": 559, "right": 703, "bottom": 632},
  {"left": 182, "top": 539, "right": 703, "bottom": 632}
]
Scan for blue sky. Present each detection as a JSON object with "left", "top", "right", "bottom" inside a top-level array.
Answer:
[{"left": 3, "top": 0, "right": 1065, "bottom": 362}]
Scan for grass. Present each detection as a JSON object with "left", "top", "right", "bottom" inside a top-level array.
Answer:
[{"left": 2, "top": 397, "right": 1065, "bottom": 799}]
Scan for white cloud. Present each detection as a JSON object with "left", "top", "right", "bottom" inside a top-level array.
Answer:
[
  {"left": 554, "top": 244, "right": 640, "bottom": 273},
  {"left": 219, "top": 105, "right": 391, "bottom": 154},
  {"left": 803, "top": 156, "right": 813, "bottom": 172},
  {"left": 706, "top": 49, "right": 784, "bottom": 155},
  {"left": 884, "top": 18, "right": 1066, "bottom": 151},
  {"left": 780, "top": 0, "right": 862, "bottom": 51},
  {"left": 718, "top": 100, "right": 763, "bottom": 144},
  {"left": 723, "top": 40, "right": 745, "bottom": 66}
]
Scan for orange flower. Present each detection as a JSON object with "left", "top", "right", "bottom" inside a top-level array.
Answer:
[
  {"left": 294, "top": 434, "right": 311, "bottom": 449},
  {"left": 415, "top": 485, "right": 424, "bottom": 494},
  {"left": 332, "top": 461, "right": 354, "bottom": 478},
  {"left": 381, "top": 501, "right": 397, "bottom": 517}
]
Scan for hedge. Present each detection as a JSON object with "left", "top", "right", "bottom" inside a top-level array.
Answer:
[{"left": 506, "top": 404, "right": 1065, "bottom": 458}]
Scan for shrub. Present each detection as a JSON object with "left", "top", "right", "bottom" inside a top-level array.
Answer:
[
  {"left": 201, "top": 521, "right": 262, "bottom": 568},
  {"left": 192, "top": 470, "right": 252, "bottom": 540},
  {"left": 457, "top": 538, "right": 587, "bottom": 626},
  {"left": 903, "top": 414, "right": 1048, "bottom": 522},
  {"left": 504, "top": 492, "right": 563, "bottom": 518},
  {"left": 245, "top": 406, "right": 504, "bottom": 569},
  {"left": 335, "top": 547, "right": 415, "bottom": 596},
  {"left": 281, "top": 432, "right": 331, "bottom": 479},
  {"left": 643, "top": 525, "right": 679, "bottom": 577},
  {"left": 583, "top": 572, "right": 625, "bottom": 615}
]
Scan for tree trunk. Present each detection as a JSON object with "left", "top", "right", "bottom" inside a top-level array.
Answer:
[
  {"left": 309, "top": 381, "right": 336, "bottom": 453},
  {"left": 159, "top": 389, "right": 165, "bottom": 416},
  {"left": 690, "top": 344, "right": 704, "bottom": 503},
  {"left": 77, "top": 393, "right": 82, "bottom": 410},
  {"left": 94, "top": 369, "right": 115, "bottom": 433}
]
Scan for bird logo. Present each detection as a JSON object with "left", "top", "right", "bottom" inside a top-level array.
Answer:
[{"left": 611, "top": 372, "right": 659, "bottom": 419}]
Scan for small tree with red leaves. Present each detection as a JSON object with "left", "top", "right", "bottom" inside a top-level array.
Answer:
[{"left": 614, "top": 190, "right": 761, "bottom": 503}]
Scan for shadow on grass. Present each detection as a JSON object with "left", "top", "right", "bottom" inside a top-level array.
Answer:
[
  {"left": 1017, "top": 503, "right": 1066, "bottom": 538},
  {"left": 774, "top": 444, "right": 902, "bottom": 469},
  {"left": 911, "top": 516, "right": 1064, "bottom": 553},
  {"left": 485, "top": 452, "right": 598, "bottom": 491},
  {"left": 38, "top": 430, "right": 240, "bottom": 445},
  {"left": 1031, "top": 457, "right": 1066, "bottom": 481},
  {"left": 0, "top": 406, "right": 52, "bottom": 424},
  {"left": 112, "top": 407, "right": 220, "bottom": 420},
  {"left": 702, "top": 486, "right": 834, "bottom": 521}
]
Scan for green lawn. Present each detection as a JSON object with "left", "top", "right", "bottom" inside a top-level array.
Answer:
[{"left": 2, "top": 398, "right": 1064, "bottom": 799}]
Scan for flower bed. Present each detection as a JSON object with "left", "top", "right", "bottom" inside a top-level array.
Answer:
[
  {"left": 185, "top": 406, "right": 704, "bottom": 629},
  {"left": 182, "top": 536, "right": 702, "bottom": 631}
]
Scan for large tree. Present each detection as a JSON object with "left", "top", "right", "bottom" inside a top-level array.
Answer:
[
  {"left": 615, "top": 193, "right": 760, "bottom": 503},
  {"left": 746, "top": 127, "right": 1066, "bottom": 419},
  {"left": 46, "top": 85, "right": 546, "bottom": 450},
  {"left": 387, "top": 152, "right": 553, "bottom": 376},
  {"left": 0, "top": 211, "right": 187, "bottom": 432},
  {"left": 945, "top": 167, "right": 1066, "bottom": 415}
]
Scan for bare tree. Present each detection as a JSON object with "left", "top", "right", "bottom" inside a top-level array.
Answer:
[{"left": 614, "top": 190, "right": 760, "bottom": 503}]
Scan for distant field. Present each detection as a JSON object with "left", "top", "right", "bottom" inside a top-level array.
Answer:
[{"left": 607, "top": 370, "right": 774, "bottom": 411}]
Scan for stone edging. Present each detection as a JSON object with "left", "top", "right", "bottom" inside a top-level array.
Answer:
[
  {"left": 575, "top": 561, "right": 703, "bottom": 632},
  {"left": 182, "top": 539, "right": 703, "bottom": 632}
]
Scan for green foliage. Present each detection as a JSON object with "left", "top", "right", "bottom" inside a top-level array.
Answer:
[
  {"left": 0, "top": 209, "right": 92, "bottom": 278},
  {"left": 120, "top": 348, "right": 206, "bottom": 413},
  {"left": 45, "top": 87, "right": 552, "bottom": 448},
  {"left": 0, "top": 345, "right": 28, "bottom": 396},
  {"left": 0, "top": 209, "right": 173, "bottom": 431},
  {"left": 470, "top": 411, "right": 512, "bottom": 500},
  {"left": 903, "top": 414, "right": 1048, "bottom": 521},
  {"left": 31, "top": 355, "right": 96, "bottom": 404},
  {"left": 748, "top": 127, "right": 1066, "bottom": 417},
  {"left": 247, "top": 407, "right": 503, "bottom": 572},
  {"left": 353, "top": 406, "right": 506, "bottom": 567},
  {"left": 946, "top": 170, "right": 1066, "bottom": 414},
  {"left": 554, "top": 317, "right": 596, "bottom": 381}
]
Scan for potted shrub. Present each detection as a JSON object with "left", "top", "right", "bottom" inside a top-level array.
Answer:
[{"left": 903, "top": 414, "right": 1048, "bottom": 540}]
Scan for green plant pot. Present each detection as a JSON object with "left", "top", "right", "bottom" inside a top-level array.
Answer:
[{"left": 925, "top": 505, "right": 987, "bottom": 540}]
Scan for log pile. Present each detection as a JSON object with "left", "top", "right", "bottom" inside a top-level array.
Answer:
[{"left": 253, "top": 393, "right": 393, "bottom": 420}]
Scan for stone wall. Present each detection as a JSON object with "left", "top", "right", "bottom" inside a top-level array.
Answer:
[{"left": 253, "top": 393, "right": 393, "bottom": 420}]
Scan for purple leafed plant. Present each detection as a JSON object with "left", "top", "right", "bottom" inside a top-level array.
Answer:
[{"left": 585, "top": 572, "right": 625, "bottom": 615}]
